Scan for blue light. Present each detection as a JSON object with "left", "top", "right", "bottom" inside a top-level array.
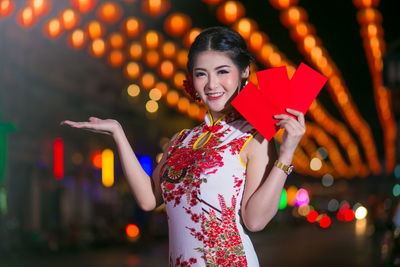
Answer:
[
  {"left": 393, "top": 184, "right": 400, "bottom": 197},
  {"left": 395, "top": 165, "right": 400, "bottom": 179},
  {"left": 138, "top": 155, "right": 152, "bottom": 176}
]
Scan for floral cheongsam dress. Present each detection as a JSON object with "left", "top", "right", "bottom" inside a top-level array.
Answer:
[{"left": 160, "top": 110, "right": 260, "bottom": 267}]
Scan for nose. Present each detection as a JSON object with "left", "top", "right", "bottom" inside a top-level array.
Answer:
[{"left": 207, "top": 74, "right": 218, "bottom": 90}]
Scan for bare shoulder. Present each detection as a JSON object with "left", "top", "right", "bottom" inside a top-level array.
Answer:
[{"left": 240, "top": 132, "right": 270, "bottom": 166}]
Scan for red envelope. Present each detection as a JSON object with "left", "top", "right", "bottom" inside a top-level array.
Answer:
[
  {"left": 288, "top": 63, "right": 328, "bottom": 115},
  {"left": 256, "top": 65, "right": 290, "bottom": 114},
  {"left": 231, "top": 82, "right": 280, "bottom": 141}
]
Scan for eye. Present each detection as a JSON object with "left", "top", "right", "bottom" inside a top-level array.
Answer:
[
  {"left": 218, "top": 69, "right": 229, "bottom": 74},
  {"left": 195, "top": 72, "right": 205, "bottom": 77}
]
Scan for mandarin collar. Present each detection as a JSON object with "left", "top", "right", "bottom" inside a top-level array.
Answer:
[{"left": 203, "top": 110, "right": 242, "bottom": 128}]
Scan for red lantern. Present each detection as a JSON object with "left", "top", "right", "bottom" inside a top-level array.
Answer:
[
  {"left": 232, "top": 18, "right": 258, "bottom": 40},
  {"left": 184, "top": 28, "right": 202, "bottom": 48},
  {"left": 96, "top": 1, "right": 122, "bottom": 24},
  {"left": 28, "top": 0, "right": 51, "bottom": 17},
  {"left": 356, "top": 8, "right": 382, "bottom": 25},
  {"left": 43, "top": 18, "right": 64, "bottom": 38},
  {"left": 353, "top": 0, "right": 379, "bottom": 8},
  {"left": 201, "top": 0, "right": 225, "bottom": 4},
  {"left": 289, "top": 22, "right": 315, "bottom": 41},
  {"left": 121, "top": 17, "right": 143, "bottom": 38},
  {"left": 216, "top": 1, "right": 245, "bottom": 25},
  {"left": 70, "top": 0, "right": 97, "bottom": 14},
  {"left": 107, "top": 50, "right": 125, "bottom": 67},
  {"left": 86, "top": 20, "right": 106, "bottom": 39},
  {"left": 0, "top": 0, "right": 15, "bottom": 18},
  {"left": 59, "top": 9, "right": 80, "bottom": 30},
  {"left": 142, "top": 0, "right": 170, "bottom": 17},
  {"left": 67, "top": 29, "right": 88, "bottom": 49},
  {"left": 16, "top": 7, "right": 37, "bottom": 27},
  {"left": 280, "top": 6, "right": 308, "bottom": 28},
  {"left": 164, "top": 13, "right": 192, "bottom": 37},
  {"left": 269, "top": 0, "right": 299, "bottom": 10}
]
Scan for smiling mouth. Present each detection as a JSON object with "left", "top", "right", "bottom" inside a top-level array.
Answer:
[{"left": 206, "top": 92, "right": 224, "bottom": 100}]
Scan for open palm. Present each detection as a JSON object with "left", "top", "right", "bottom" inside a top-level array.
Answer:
[{"left": 60, "top": 117, "right": 120, "bottom": 136}]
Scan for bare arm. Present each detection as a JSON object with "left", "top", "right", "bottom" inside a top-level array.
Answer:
[
  {"left": 60, "top": 116, "right": 179, "bottom": 212},
  {"left": 240, "top": 108, "right": 305, "bottom": 231},
  {"left": 113, "top": 126, "right": 180, "bottom": 211}
]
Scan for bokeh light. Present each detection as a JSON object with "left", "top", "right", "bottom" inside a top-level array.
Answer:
[
  {"left": 140, "top": 72, "right": 156, "bottom": 89},
  {"left": 319, "top": 215, "right": 331, "bottom": 228},
  {"left": 70, "top": 0, "right": 97, "bottom": 14},
  {"left": 310, "top": 157, "right": 322, "bottom": 171},
  {"left": 143, "top": 30, "right": 162, "bottom": 49},
  {"left": 43, "top": 18, "right": 63, "bottom": 39},
  {"left": 89, "top": 38, "right": 106, "bottom": 57},
  {"left": 96, "top": 1, "right": 122, "bottom": 24},
  {"left": 216, "top": 1, "right": 245, "bottom": 24},
  {"left": 108, "top": 32, "right": 125, "bottom": 49},
  {"left": 127, "top": 84, "right": 140, "bottom": 97},
  {"left": 17, "top": 7, "right": 36, "bottom": 27},
  {"left": 86, "top": 20, "right": 105, "bottom": 39},
  {"left": 101, "top": 149, "right": 114, "bottom": 187},
  {"left": 126, "top": 224, "right": 140, "bottom": 238},
  {"left": 146, "top": 100, "right": 159, "bottom": 113},
  {"left": 355, "top": 206, "right": 368, "bottom": 220},
  {"left": 107, "top": 50, "right": 125, "bottom": 67},
  {"left": 0, "top": 0, "right": 15, "bottom": 18},
  {"left": 128, "top": 42, "right": 143, "bottom": 60},
  {"left": 59, "top": 9, "right": 80, "bottom": 30},
  {"left": 164, "top": 13, "right": 191, "bottom": 37},
  {"left": 29, "top": 0, "right": 51, "bottom": 17},
  {"left": 124, "top": 62, "right": 142, "bottom": 80},
  {"left": 142, "top": 0, "right": 170, "bottom": 17},
  {"left": 294, "top": 188, "right": 309, "bottom": 207},
  {"left": 149, "top": 88, "right": 162, "bottom": 101},
  {"left": 321, "top": 173, "right": 334, "bottom": 187},
  {"left": 121, "top": 17, "right": 143, "bottom": 38},
  {"left": 91, "top": 150, "right": 102, "bottom": 168},
  {"left": 307, "top": 210, "right": 318, "bottom": 223}
]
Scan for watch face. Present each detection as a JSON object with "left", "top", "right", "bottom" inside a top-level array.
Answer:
[{"left": 286, "top": 165, "right": 294, "bottom": 175}]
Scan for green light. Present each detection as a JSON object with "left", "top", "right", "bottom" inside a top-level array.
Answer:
[
  {"left": 0, "top": 186, "right": 7, "bottom": 215},
  {"left": 279, "top": 188, "right": 287, "bottom": 210},
  {"left": 393, "top": 184, "right": 400, "bottom": 197},
  {"left": 0, "top": 123, "right": 17, "bottom": 185}
]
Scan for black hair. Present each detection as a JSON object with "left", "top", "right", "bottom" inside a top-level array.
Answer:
[{"left": 187, "top": 26, "right": 254, "bottom": 78}]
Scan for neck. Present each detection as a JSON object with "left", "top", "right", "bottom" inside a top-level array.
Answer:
[{"left": 209, "top": 106, "right": 238, "bottom": 124}]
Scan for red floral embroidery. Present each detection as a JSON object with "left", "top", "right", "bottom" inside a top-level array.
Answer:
[
  {"left": 161, "top": 114, "right": 255, "bottom": 267},
  {"left": 193, "top": 195, "right": 247, "bottom": 267}
]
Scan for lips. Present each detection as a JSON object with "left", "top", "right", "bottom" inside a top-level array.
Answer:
[{"left": 206, "top": 92, "right": 224, "bottom": 100}]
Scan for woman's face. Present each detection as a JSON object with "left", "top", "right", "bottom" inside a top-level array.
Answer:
[{"left": 192, "top": 50, "right": 248, "bottom": 119}]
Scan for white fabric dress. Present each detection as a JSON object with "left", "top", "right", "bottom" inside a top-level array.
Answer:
[{"left": 160, "top": 110, "right": 260, "bottom": 267}]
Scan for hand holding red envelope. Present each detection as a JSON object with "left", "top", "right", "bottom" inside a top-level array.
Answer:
[{"left": 231, "top": 63, "right": 328, "bottom": 141}]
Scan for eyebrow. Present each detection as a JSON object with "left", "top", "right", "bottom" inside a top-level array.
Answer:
[{"left": 194, "top": 65, "right": 232, "bottom": 71}]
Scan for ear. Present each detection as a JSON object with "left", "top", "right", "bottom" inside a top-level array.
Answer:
[{"left": 241, "top": 65, "right": 250, "bottom": 79}]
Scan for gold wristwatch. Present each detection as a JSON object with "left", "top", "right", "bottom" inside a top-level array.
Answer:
[{"left": 274, "top": 160, "right": 294, "bottom": 175}]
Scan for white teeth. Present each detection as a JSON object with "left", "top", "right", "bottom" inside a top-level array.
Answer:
[{"left": 207, "top": 92, "right": 224, "bottom": 97}]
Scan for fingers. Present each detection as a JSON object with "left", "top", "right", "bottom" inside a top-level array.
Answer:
[
  {"left": 274, "top": 108, "right": 305, "bottom": 127},
  {"left": 286, "top": 108, "right": 305, "bottom": 126},
  {"left": 60, "top": 120, "right": 93, "bottom": 129}
]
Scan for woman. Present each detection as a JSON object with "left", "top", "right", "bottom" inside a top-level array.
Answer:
[{"left": 60, "top": 26, "right": 305, "bottom": 266}]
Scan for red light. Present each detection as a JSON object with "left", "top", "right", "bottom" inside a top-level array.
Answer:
[
  {"left": 0, "top": 0, "right": 15, "bottom": 17},
  {"left": 53, "top": 138, "right": 64, "bottom": 179},
  {"left": 126, "top": 224, "right": 139, "bottom": 238},
  {"left": 306, "top": 210, "right": 318, "bottom": 223},
  {"left": 319, "top": 215, "right": 331, "bottom": 228},
  {"left": 91, "top": 150, "right": 102, "bottom": 168},
  {"left": 344, "top": 209, "right": 355, "bottom": 221},
  {"left": 70, "top": 0, "right": 97, "bottom": 14}
]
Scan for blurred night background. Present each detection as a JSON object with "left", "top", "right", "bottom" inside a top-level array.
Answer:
[{"left": 1, "top": 0, "right": 400, "bottom": 266}]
